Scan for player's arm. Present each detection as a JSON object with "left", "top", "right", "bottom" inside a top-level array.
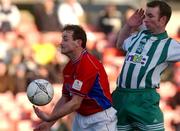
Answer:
[
  {"left": 33, "top": 94, "right": 83, "bottom": 122},
  {"left": 116, "top": 9, "right": 145, "bottom": 49},
  {"left": 46, "top": 94, "right": 70, "bottom": 123},
  {"left": 33, "top": 95, "right": 70, "bottom": 131},
  {"left": 48, "top": 94, "right": 83, "bottom": 122}
]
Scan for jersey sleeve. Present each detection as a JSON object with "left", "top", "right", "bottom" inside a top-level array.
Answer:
[
  {"left": 167, "top": 39, "right": 180, "bottom": 62},
  {"left": 122, "top": 33, "right": 138, "bottom": 51},
  {"left": 70, "top": 70, "right": 97, "bottom": 97},
  {"left": 62, "top": 65, "right": 71, "bottom": 97},
  {"left": 62, "top": 82, "right": 70, "bottom": 97},
  {"left": 70, "top": 60, "right": 98, "bottom": 97}
]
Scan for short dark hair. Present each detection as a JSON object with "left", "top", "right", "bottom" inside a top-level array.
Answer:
[
  {"left": 62, "top": 25, "right": 87, "bottom": 48},
  {"left": 147, "top": 0, "right": 172, "bottom": 24}
]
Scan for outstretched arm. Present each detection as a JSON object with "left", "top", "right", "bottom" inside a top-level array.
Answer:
[
  {"left": 116, "top": 9, "right": 145, "bottom": 49},
  {"left": 33, "top": 95, "right": 70, "bottom": 131},
  {"left": 33, "top": 94, "right": 83, "bottom": 122}
]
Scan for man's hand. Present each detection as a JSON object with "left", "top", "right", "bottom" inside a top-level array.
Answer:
[
  {"left": 127, "top": 8, "right": 145, "bottom": 28},
  {"left": 33, "top": 106, "right": 51, "bottom": 122},
  {"left": 33, "top": 121, "right": 52, "bottom": 131}
]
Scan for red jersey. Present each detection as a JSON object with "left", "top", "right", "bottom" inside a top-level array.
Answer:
[{"left": 62, "top": 49, "right": 112, "bottom": 116}]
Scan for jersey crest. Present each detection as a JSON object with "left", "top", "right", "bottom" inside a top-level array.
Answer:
[
  {"left": 126, "top": 52, "right": 148, "bottom": 66},
  {"left": 72, "top": 79, "right": 83, "bottom": 91}
]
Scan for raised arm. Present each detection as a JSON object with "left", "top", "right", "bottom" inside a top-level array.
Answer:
[{"left": 116, "top": 8, "right": 145, "bottom": 49}]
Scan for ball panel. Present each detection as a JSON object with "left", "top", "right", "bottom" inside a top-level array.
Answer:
[
  {"left": 27, "top": 82, "right": 38, "bottom": 97},
  {"left": 26, "top": 79, "right": 54, "bottom": 106},
  {"left": 46, "top": 83, "right": 54, "bottom": 98},
  {"left": 33, "top": 92, "right": 50, "bottom": 106}
]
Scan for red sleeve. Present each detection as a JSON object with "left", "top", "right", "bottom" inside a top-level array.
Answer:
[
  {"left": 62, "top": 82, "right": 70, "bottom": 97},
  {"left": 70, "top": 58, "right": 98, "bottom": 96}
]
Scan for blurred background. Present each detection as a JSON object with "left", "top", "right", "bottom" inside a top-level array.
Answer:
[{"left": 0, "top": 0, "right": 179, "bottom": 131}]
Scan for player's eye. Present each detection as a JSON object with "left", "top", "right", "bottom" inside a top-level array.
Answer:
[
  {"left": 146, "top": 13, "right": 154, "bottom": 18},
  {"left": 62, "top": 37, "right": 68, "bottom": 42},
  {"left": 63, "top": 39, "right": 68, "bottom": 42}
]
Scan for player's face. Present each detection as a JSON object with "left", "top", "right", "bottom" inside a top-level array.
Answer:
[
  {"left": 144, "top": 6, "right": 164, "bottom": 33},
  {"left": 60, "top": 30, "right": 77, "bottom": 55}
]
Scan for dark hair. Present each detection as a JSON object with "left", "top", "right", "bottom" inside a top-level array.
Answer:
[
  {"left": 147, "top": 0, "right": 172, "bottom": 24},
  {"left": 62, "top": 24, "right": 87, "bottom": 48}
]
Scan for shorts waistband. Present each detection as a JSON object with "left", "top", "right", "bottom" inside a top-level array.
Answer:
[
  {"left": 78, "top": 107, "right": 117, "bottom": 118},
  {"left": 116, "top": 87, "right": 156, "bottom": 92}
]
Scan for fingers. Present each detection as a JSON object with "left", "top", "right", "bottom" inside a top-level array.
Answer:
[
  {"left": 33, "top": 105, "right": 35, "bottom": 110},
  {"left": 139, "top": 8, "right": 144, "bottom": 14},
  {"left": 34, "top": 126, "right": 49, "bottom": 131},
  {"left": 139, "top": 8, "right": 145, "bottom": 20},
  {"left": 135, "top": 8, "right": 145, "bottom": 24},
  {"left": 33, "top": 124, "right": 44, "bottom": 131},
  {"left": 137, "top": 8, "right": 145, "bottom": 17},
  {"left": 33, "top": 105, "right": 36, "bottom": 111},
  {"left": 33, "top": 105, "right": 40, "bottom": 113},
  {"left": 33, "top": 106, "right": 38, "bottom": 114},
  {"left": 33, "top": 126, "right": 40, "bottom": 131},
  {"left": 33, "top": 105, "right": 42, "bottom": 119},
  {"left": 133, "top": 8, "right": 145, "bottom": 21}
]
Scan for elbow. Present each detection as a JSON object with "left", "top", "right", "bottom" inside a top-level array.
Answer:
[
  {"left": 116, "top": 43, "right": 120, "bottom": 49},
  {"left": 71, "top": 98, "right": 82, "bottom": 110},
  {"left": 116, "top": 42, "right": 122, "bottom": 50},
  {"left": 73, "top": 102, "right": 81, "bottom": 110}
]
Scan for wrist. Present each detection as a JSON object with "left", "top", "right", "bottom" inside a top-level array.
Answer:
[
  {"left": 48, "top": 121, "right": 56, "bottom": 126},
  {"left": 125, "top": 23, "right": 133, "bottom": 29}
]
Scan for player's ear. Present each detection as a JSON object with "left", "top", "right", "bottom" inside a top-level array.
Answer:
[
  {"left": 75, "top": 39, "right": 83, "bottom": 47},
  {"left": 160, "top": 16, "right": 167, "bottom": 26}
]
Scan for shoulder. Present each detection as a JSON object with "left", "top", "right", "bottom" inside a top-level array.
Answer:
[
  {"left": 63, "top": 61, "right": 72, "bottom": 73},
  {"left": 81, "top": 52, "right": 101, "bottom": 69},
  {"left": 59, "top": 3, "right": 70, "bottom": 9},
  {"left": 167, "top": 37, "right": 180, "bottom": 48},
  {"left": 170, "top": 38, "right": 180, "bottom": 44},
  {"left": 128, "top": 30, "right": 146, "bottom": 40}
]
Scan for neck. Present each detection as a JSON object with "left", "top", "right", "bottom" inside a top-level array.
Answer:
[
  {"left": 151, "top": 27, "right": 166, "bottom": 35},
  {"left": 68, "top": 48, "right": 84, "bottom": 62}
]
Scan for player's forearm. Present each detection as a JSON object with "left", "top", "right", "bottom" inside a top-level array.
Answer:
[
  {"left": 46, "top": 96, "right": 68, "bottom": 124},
  {"left": 47, "top": 95, "right": 81, "bottom": 122},
  {"left": 116, "top": 24, "right": 133, "bottom": 49},
  {"left": 49, "top": 100, "right": 79, "bottom": 122}
]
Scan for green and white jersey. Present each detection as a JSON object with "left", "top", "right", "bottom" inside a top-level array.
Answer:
[{"left": 117, "top": 30, "right": 180, "bottom": 89}]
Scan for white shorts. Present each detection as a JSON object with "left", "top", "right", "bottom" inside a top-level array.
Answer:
[{"left": 72, "top": 107, "right": 118, "bottom": 131}]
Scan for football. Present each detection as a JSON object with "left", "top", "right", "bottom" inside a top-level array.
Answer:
[{"left": 27, "top": 79, "right": 54, "bottom": 106}]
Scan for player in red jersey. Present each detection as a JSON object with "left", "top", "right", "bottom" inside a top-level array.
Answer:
[{"left": 33, "top": 24, "right": 117, "bottom": 131}]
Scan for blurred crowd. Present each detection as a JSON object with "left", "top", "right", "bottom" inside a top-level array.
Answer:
[{"left": 0, "top": 0, "right": 179, "bottom": 131}]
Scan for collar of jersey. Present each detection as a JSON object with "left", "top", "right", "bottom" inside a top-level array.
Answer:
[
  {"left": 144, "top": 30, "right": 168, "bottom": 40},
  {"left": 71, "top": 49, "right": 87, "bottom": 64}
]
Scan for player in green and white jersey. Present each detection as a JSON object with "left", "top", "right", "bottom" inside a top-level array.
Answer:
[{"left": 112, "top": 1, "right": 180, "bottom": 131}]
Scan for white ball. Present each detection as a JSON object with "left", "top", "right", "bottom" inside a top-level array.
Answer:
[{"left": 27, "top": 79, "right": 54, "bottom": 106}]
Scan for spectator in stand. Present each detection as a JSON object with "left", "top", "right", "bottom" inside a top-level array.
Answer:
[
  {"left": 173, "top": 27, "right": 180, "bottom": 42},
  {"left": 0, "top": 59, "right": 14, "bottom": 93},
  {"left": 30, "top": 32, "right": 57, "bottom": 66},
  {"left": 0, "top": 33, "right": 11, "bottom": 62},
  {"left": 33, "top": 0, "right": 62, "bottom": 32},
  {"left": 8, "top": 49, "right": 24, "bottom": 76},
  {"left": 97, "top": 4, "right": 122, "bottom": 48},
  {"left": 172, "top": 62, "right": 180, "bottom": 88},
  {"left": 12, "top": 64, "right": 27, "bottom": 95},
  {"left": 170, "top": 93, "right": 180, "bottom": 131},
  {"left": 98, "top": 4, "right": 122, "bottom": 35},
  {"left": 0, "top": 0, "right": 21, "bottom": 32},
  {"left": 122, "top": 8, "right": 136, "bottom": 26},
  {"left": 57, "top": 0, "right": 86, "bottom": 27}
]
